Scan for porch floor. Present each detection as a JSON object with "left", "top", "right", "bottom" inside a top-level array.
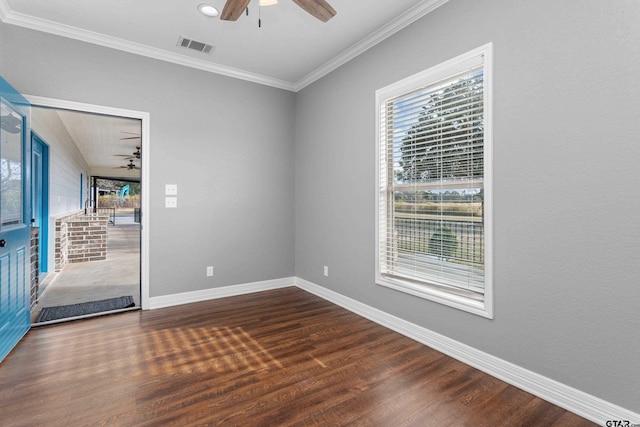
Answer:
[{"left": 31, "top": 221, "right": 141, "bottom": 324}]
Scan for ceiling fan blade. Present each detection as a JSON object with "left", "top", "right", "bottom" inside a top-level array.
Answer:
[
  {"left": 221, "top": 0, "right": 251, "bottom": 21},
  {"left": 292, "top": 0, "right": 336, "bottom": 22}
]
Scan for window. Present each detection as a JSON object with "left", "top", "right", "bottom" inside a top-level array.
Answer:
[
  {"left": 375, "top": 44, "right": 493, "bottom": 318},
  {"left": 1, "top": 99, "right": 24, "bottom": 227}
]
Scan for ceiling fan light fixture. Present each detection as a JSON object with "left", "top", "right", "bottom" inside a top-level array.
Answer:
[
  {"left": 259, "top": 0, "right": 278, "bottom": 6},
  {"left": 198, "top": 4, "right": 220, "bottom": 17}
]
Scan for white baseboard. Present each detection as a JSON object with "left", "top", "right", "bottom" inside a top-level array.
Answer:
[
  {"left": 147, "top": 277, "right": 294, "bottom": 309},
  {"left": 294, "top": 277, "right": 639, "bottom": 425},
  {"left": 147, "top": 276, "right": 638, "bottom": 424}
]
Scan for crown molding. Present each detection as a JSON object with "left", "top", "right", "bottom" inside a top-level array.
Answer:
[
  {"left": 294, "top": 0, "right": 450, "bottom": 91},
  {"left": 0, "top": 1, "right": 296, "bottom": 91},
  {"left": 0, "top": 0, "right": 449, "bottom": 92}
]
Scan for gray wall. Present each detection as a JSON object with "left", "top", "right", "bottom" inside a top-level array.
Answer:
[
  {"left": 0, "top": 20, "right": 296, "bottom": 298},
  {"left": 295, "top": 0, "right": 640, "bottom": 412},
  {"left": 1, "top": 0, "right": 638, "bottom": 414}
]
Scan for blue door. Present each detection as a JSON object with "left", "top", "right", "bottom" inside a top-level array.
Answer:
[
  {"left": 32, "top": 133, "right": 49, "bottom": 279},
  {"left": 0, "top": 76, "right": 31, "bottom": 363}
]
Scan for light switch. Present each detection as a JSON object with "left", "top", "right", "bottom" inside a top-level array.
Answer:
[
  {"left": 165, "top": 184, "right": 178, "bottom": 196},
  {"left": 165, "top": 197, "right": 177, "bottom": 208}
]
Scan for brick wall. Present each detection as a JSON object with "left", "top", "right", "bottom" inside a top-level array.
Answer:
[
  {"left": 67, "top": 217, "right": 108, "bottom": 263},
  {"left": 55, "top": 211, "right": 108, "bottom": 271},
  {"left": 30, "top": 227, "right": 39, "bottom": 309},
  {"left": 54, "top": 212, "right": 75, "bottom": 271}
]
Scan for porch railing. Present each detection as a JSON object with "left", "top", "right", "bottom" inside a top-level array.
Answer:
[
  {"left": 393, "top": 217, "right": 484, "bottom": 268},
  {"left": 96, "top": 207, "right": 116, "bottom": 225}
]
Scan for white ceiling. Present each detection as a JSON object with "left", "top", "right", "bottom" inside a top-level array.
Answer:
[
  {"left": 3, "top": 0, "right": 448, "bottom": 179},
  {"left": 0, "top": 0, "right": 448, "bottom": 91},
  {"left": 56, "top": 109, "right": 142, "bottom": 179},
  {"left": 32, "top": 106, "right": 143, "bottom": 180}
]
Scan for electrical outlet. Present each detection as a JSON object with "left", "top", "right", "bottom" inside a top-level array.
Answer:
[
  {"left": 206, "top": 266, "right": 214, "bottom": 277},
  {"left": 323, "top": 265, "right": 329, "bottom": 277}
]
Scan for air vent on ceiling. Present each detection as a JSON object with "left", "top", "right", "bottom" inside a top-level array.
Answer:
[{"left": 177, "top": 36, "right": 215, "bottom": 54}]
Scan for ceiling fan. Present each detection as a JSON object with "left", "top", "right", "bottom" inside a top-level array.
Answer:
[
  {"left": 115, "top": 159, "right": 140, "bottom": 170},
  {"left": 115, "top": 146, "right": 141, "bottom": 160},
  {"left": 120, "top": 131, "right": 141, "bottom": 141},
  {"left": 220, "top": 0, "right": 336, "bottom": 22}
]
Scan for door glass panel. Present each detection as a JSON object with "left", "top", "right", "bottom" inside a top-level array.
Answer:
[
  {"left": 0, "top": 99, "right": 23, "bottom": 227},
  {"left": 32, "top": 150, "right": 41, "bottom": 227}
]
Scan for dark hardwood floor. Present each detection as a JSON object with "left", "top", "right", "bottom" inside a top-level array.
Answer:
[{"left": 0, "top": 287, "right": 595, "bottom": 426}]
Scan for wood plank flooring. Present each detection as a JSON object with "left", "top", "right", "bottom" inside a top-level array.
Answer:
[{"left": 0, "top": 287, "right": 596, "bottom": 426}]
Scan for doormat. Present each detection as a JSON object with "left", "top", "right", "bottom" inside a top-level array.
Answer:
[{"left": 36, "top": 296, "right": 135, "bottom": 323}]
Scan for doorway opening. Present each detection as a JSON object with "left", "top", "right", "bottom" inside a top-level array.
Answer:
[{"left": 25, "top": 97, "right": 149, "bottom": 324}]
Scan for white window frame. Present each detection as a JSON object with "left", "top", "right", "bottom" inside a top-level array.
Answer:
[{"left": 375, "top": 43, "right": 493, "bottom": 318}]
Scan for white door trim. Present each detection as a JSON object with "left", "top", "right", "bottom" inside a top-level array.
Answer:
[{"left": 25, "top": 94, "right": 151, "bottom": 309}]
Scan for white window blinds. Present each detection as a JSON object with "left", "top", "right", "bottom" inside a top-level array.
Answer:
[{"left": 376, "top": 44, "right": 492, "bottom": 317}]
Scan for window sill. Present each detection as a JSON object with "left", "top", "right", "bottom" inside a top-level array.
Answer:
[{"left": 375, "top": 275, "right": 493, "bottom": 319}]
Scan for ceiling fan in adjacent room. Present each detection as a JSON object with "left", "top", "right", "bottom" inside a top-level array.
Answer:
[
  {"left": 220, "top": 0, "right": 336, "bottom": 22},
  {"left": 115, "top": 159, "right": 140, "bottom": 170},
  {"left": 115, "top": 146, "right": 141, "bottom": 160},
  {"left": 120, "top": 131, "right": 141, "bottom": 141}
]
